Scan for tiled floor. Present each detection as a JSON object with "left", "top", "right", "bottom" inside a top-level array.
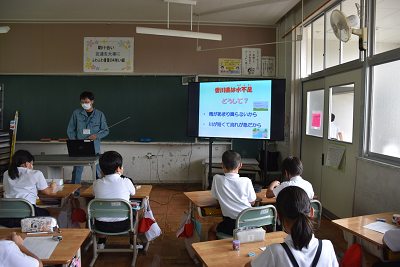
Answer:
[{"left": 79, "top": 185, "right": 382, "bottom": 267}]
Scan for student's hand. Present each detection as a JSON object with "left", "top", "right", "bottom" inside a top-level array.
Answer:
[
  {"left": 50, "top": 182, "right": 57, "bottom": 190},
  {"left": 270, "top": 180, "right": 280, "bottom": 188},
  {"left": 88, "top": 134, "right": 98, "bottom": 140},
  {"left": 10, "top": 232, "right": 24, "bottom": 247}
]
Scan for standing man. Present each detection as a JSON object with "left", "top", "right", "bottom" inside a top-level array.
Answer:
[
  {"left": 330, "top": 113, "right": 343, "bottom": 141},
  {"left": 67, "top": 91, "right": 109, "bottom": 195}
]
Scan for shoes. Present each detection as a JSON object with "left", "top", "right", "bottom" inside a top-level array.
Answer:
[
  {"left": 130, "top": 243, "right": 143, "bottom": 250},
  {"left": 97, "top": 243, "right": 105, "bottom": 249}
]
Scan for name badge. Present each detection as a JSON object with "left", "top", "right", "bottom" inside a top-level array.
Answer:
[{"left": 83, "top": 129, "right": 90, "bottom": 135}]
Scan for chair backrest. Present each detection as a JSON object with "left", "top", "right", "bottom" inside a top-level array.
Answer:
[
  {"left": 311, "top": 199, "right": 322, "bottom": 231},
  {"left": 236, "top": 205, "right": 277, "bottom": 231},
  {"left": 87, "top": 198, "right": 134, "bottom": 232},
  {"left": 0, "top": 198, "right": 35, "bottom": 218}
]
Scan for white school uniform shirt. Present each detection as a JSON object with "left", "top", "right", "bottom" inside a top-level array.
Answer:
[
  {"left": 383, "top": 229, "right": 400, "bottom": 252},
  {"left": 3, "top": 167, "right": 48, "bottom": 205},
  {"left": 330, "top": 121, "right": 341, "bottom": 140},
  {"left": 251, "top": 235, "right": 338, "bottom": 267},
  {"left": 0, "top": 240, "right": 39, "bottom": 267},
  {"left": 210, "top": 173, "right": 256, "bottom": 220},
  {"left": 93, "top": 173, "right": 135, "bottom": 222},
  {"left": 273, "top": 176, "right": 314, "bottom": 200}
]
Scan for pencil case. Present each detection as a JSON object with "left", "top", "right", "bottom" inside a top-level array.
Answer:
[
  {"left": 21, "top": 216, "right": 58, "bottom": 233},
  {"left": 233, "top": 226, "right": 265, "bottom": 244}
]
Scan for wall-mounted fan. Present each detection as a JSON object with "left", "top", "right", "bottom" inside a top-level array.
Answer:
[{"left": 330, "top": 9, "right": 367, "bottom": 51}]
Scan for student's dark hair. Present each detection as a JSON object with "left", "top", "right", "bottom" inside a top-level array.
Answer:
[
  {"left": 276, "top": 186, "right": 314, "bottom": 250},
  {"left": 80, "top": 91, "right": 94, "bottom": 101},
  {"left": 281, "top": 156, "right": 303, "bottom": 176},
  {"left": 8, "top": 150, "right": 34, "bottom": 180},
  {"left": 222, "top": 150, "right": 241, "bottom": 171},
  {"left": 331, "top": 113, "right": 335, "bottom": 122},
  {"left": 99, "top": 151, "right": 123, "bottom": 175}
]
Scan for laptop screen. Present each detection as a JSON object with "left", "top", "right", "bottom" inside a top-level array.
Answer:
[{"left": 66, "top": 140, "right": 96, "bottom": 157}]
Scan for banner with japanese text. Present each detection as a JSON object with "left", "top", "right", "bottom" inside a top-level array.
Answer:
[
  {"left": 242, "top": 48, "right": 261, "bottom": 76},
  {"left": 218, "top": 58, "right": 241, "bottom": 75},
  {"left": 84, "top": 37, "right": 134, "bottom": 73}
]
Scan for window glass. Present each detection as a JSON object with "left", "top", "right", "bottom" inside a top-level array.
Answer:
[
  {"left": 306, "top": 89, "right": 324, "bottom": 137},
  {"left": 370, "top": 61, "right": 400, "bottom": 158},
  {"left": 312, "top": 16, "right": 324, "bottom": 73},
  {"left": 329, "top": 84, "right": 354, "bottom": 143},
  {"left": 341, "top": 0, "right": 360, "bottom": 63},
  {"left": 301, "top": 25, "right": 312, "bottom": 78},
  {"left": 375, "top": 0, "right": 400, "bottom": 54},
  {"left": 326, "top": 6, "right": 341, "bottom": 68}
]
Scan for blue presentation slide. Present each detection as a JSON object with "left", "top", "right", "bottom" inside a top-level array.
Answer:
[{"left": 198, "top": 80, "right": 272, "bottom": 139}]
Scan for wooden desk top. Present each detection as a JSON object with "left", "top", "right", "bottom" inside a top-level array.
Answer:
[
  {"left": 192, "top": 231, "right": 287, "bottom": 267},
  {"left": 332, "top": 212, "right": 399, "bottom": 247},
  {"left": 257, "top": 189, "right": 318, "bottom": 205},
  {"left": 80, "top": 184, "right": 153, "bottom": 199},
  {"left": 38, "top": 184, "right": 81, "bottom": 198},
  {"left": 0, "top": 228, "right": 90, "bottom": 265},
  {"left": 184, "top": 191, "right": 218, "bottom": 208}
]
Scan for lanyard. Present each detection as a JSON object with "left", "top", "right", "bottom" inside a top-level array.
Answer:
[{"left": 85, "top": 108, "right": 96, "bottom": 128}]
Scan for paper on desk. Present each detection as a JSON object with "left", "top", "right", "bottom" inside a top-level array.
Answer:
[
  {"left": 260, "top": 247, "right": 266, "bottom": 251},
  {"left": 52, "top": 185, "right": 64, "bottom": 193},
  {"left": 363, "top": 221, "right": 398, "bottom": 234},
  {"left": 23, "top": 237, "right": 59, "bottom": 259}
]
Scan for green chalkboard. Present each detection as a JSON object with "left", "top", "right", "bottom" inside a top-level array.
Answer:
[{"left": 0, "top": 75, "right": 193, "bottom": 142}]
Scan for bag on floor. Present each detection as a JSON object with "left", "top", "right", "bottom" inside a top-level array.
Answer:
[
  {"left": 138, "top": 198, "right": 162, "bottom": 243},
  {"left": 177, "top": 212, "right": 193, "bottom": 238},
  {"left": 341, "top": 243, "right": 362, "bottom": 267}
]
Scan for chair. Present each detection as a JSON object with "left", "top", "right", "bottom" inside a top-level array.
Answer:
[
  {"left": 87, "top": 198, "right": 138, "bottom": 267},
  {"left": 0, "top": 198, "right": 35, "bottom": 221},
  {"left": 216, "top": 205, "right": 277, "bottom": 239},
  {"left": 311, "top": 199, "right": 322, "bottom": 231}
]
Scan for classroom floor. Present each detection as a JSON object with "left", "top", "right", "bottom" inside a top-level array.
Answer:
[{"left": 76, "top": 185, "right": 382, "bottom": 267}]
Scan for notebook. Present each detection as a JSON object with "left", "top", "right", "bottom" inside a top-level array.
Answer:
[{"left": 66, "top": 139, "right": 96, "bottom": 157}]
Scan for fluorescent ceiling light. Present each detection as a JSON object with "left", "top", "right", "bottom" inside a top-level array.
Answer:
[
  {"left": 0, "top": 26, "right": 10, "bottom": 33},
  {"left": 136, "top": 27, "right": 222, "bottom": 41},
  {"left": 164, "top": 0, "right": 196, "bottom": 5}
]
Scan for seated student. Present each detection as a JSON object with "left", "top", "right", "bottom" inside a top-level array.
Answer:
[
  {"left": 0, "top": 150, "right": 56, "bottom": 228},
  {"left": 208, "top": 150, "right": 257, "bottom": 241},
  {"left": 266, "top": 156, "right": 314, "bottom": 200},
  {"left": 0, "top": 231, "right": 43, "bottom": 267},
  {"left": 372, "top": 217, "right": 400, "bottom": 267},
  {"left": 93, "top": 151, "right": 142, "bottom": 249},
  {"left": 245, "top": 186, "right": 338, "bottom": 267}
]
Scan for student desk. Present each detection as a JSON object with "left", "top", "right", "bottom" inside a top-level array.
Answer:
[
  {"left": 33, "top": 154, "right": 100, "bottom": 182},
  {"left": 332, "top": 212, "right": 400, "bottom": 264},
  {"left": 192, "top": 231, "right": 287, "bottom": 267},
  {"left": 79, "top": 184, "right": 153, "bottom": 200},
  {"left": 0, "top": 228, "right": 90, "bottom": 267},
  {"left": 257, "top": 189, "right": 318, "bottom": 205},
  {"left": 37, "top": 184, "right": 81, "bottom": 207},
  {"left": 202, "top": 158, "right": 261, "bottom": 190}
]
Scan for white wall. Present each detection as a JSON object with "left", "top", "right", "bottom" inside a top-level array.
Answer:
[{"left": 16, "top": 142, "right": 231, "bottom": 184}]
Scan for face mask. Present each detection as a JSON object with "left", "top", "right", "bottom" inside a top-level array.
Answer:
[
  {"left": 29, "top": 162, "right": 34, "bottom": 169},
  {"left": 81, "top": 102, "right": 91, "bottom": 110}
]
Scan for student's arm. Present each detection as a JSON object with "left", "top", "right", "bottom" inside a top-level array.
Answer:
[
  {"left": 39, "top": 182, "right": 56, "bottom": 195},
  {"left": 266, "top": 181, "right": 280, "bottom": 198},
  {"left": 10, "top": 232, "right": 43, "bottom": 267},
  {"left": 338, "top": 132, "right": 343, "bottom": 141}
]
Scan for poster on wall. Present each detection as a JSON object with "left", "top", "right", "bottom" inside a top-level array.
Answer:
[
  {"left": 242, "top": 48, "right": 261, "bottom": 76},
  {"left": 311, "top": 112, "right": 322, "bottom": 129},
  {"left": 262, "top": 56, "right": 275, "bottom": 77},
  {"left": 84, "top": 37, "right": 134, "bottom": 73},
  {"left": 326, "top": 142, "right": 346, "bottom": 171},
  {"left": 218, "top": 58, "right": 241, "bottom": 75}
]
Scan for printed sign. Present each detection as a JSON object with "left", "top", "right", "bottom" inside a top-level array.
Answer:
[
  {"left": 84, "top": 37, "right": 134, "bottom": 73},
  {"left": 242, "top": 48, "right": 261, "bottom": 76},
  {"left": 218, "top": 58, "right": 241, "bottom": 75},
  {"left": 262, "top": 56, "right": 275, "bottom": 77},
  {"left": 311, "top": 113, "right": 321, "bottom": 128}
]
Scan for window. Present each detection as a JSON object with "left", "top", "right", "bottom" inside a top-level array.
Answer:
[
  {"left": 375, "top": 0, "right": 400, "bottom": 54},
  {"left": 341, "top": 0, "right": 361, "bottom": 63},
  {"left": 313, "top": 16, "right": 324, "bottom": 73},
  {"left": 306, "top": 89, "right": 324, "bottom": 137},
  {"left": 326, "top": 6, "right": 341, "bottom": 68},
  {"left": 370, "top": 60, "right": 400, "bottom": 158}
]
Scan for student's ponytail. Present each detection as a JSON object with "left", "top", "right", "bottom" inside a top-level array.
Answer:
[
  {"left": 7, "top": 150, "right": 35, "bottom": 180},
  {"left": 276, "top": 186, "right": 314, "bottom": 250}
]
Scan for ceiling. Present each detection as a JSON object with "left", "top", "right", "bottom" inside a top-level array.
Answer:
[{"left": 0, "top": 0, "right": 300, "bottom": 27}]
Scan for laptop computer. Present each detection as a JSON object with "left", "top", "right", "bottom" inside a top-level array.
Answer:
[{"left": 66, "top": 139, "right": 96, "bottom": 157}]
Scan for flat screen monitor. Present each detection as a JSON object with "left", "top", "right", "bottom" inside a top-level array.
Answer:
[{"left": 188, "top": 79, "right": 285, "bottom": 141}]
